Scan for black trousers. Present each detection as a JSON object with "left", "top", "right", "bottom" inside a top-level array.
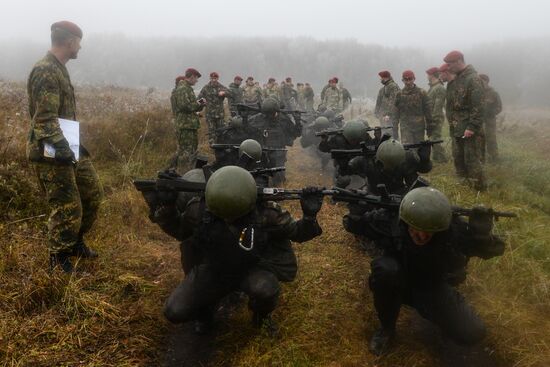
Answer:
[
  {"left": 369, "top": 257, "right": 486, "bottom": 345},
  {"left": 164, "top": 264, "right": 280, "bottom": 324}
]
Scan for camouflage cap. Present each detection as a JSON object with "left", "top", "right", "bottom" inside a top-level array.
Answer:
[{"left": 51, "top": 21, "right": 83, "bottom": 39}]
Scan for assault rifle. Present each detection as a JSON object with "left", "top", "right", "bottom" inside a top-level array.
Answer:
[
  {"left": 210, "top": 143, "right": 287, "bottom": 152},
  {"left": 451, "top": 206, "right": 517, "bottom": 220},
  {"left": 315, "top": 125, "right": 391, "bottom": 137},
  {"left": 402, "top": 140, "right": 444, "bottom": 149},
  {"left": 330, "top": 142, "right": 378, "bottom": 160}
]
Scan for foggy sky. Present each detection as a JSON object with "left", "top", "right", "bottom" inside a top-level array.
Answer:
[{"left": 2, "top": 0, "right": 549, "bottom": 48}]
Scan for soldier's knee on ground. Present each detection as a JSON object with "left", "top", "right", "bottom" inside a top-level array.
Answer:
[
  {"left": 446, "top": 303, "right": 487, "bottom": 346},
  {"left": 163, "top": 283, "right": 195, "bottom": 324},
  {"left": 244, "top": 270, "right": 280, "bottom": 301},
  {"left": 369, "top": 257, "right": 401, "bottom": 291}
]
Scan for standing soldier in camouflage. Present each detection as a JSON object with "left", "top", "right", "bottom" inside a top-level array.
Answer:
[
  {"left": 340, "top": 83, "right": 352, "bottom": 111},
  {"left": 296, "top": 83, "right": 305, "bottom": 110},
  {"left": 281, "top": 77, "right": 298, "bottom": 110},
  {"left": 263, "top": 77, "right": 281, "bottom": 103},
  {"left": 243, "top": 76, "right": 263, "bottom": 106},
  {"left": 171, "top": 68, "right": 206, "bottom": 174},
  {"left": 426, "top": 67, "right": 448, "bottom": 162},
  {"left": 322, "top": 77, "right": 341, "bottom": 113},
  {"left": 199, "top": 72, "right": 228, "bottom": 140},
  {"left": 479, "top": 74, "right": 502, "bottom": 163},
  {"left": 303, "top": 82, "right": 315, "bottom": 112},
  {"left": 444, "top": 50, "right": 486, "bottom": 191},
  {"left": 27, "top": 21, "right": 103, "bottom": 273},
  {"left": 375, "top": 71, "right": 400, "bottom": 139},
  {"left": 227, "top": 75, "right": 244, "bottom": 117},
  {"left": 394, "top": 70, "right": 433, "bottom": 144}
]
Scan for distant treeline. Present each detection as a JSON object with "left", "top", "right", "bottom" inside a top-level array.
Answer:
[{"left": 1, "top": 35, "right": 548, "bottom": 106}]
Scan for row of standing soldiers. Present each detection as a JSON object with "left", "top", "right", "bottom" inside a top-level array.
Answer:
[{"left": 374, "top": 50, "right": 502, "bottom": 191}]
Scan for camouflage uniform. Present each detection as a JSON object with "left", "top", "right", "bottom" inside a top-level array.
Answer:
[
  {"left": 375, "top": 79, "right": 400, "bottom": 138},
  {"left": 427, "top": 80, "right": 447, "bottom": 162},
  {"left": 394, "top": 85, "right": 433, "bottom": 144},
  {"left": 280, "top": 83, "right": 298, "bottom": 110},
  {"left": 446, "top": 65, "right": 486, "bottom": 189},
  {"left": 27, "top": 52, "right": 103, "bottom": 255},
  {"left": 322, "top": 86, "right": 341, "bottom": 112},
  {"left": 243, "top": 84, "right": 263, "bottom": 105},
  {"left": 481, "top": 85, "right": 502, "bottom": 162},
  {"left": 263, "top": 84, "right": 281, "bottom": 103},
  {"left": 341, "top": 87, "right": 352, "bottom": 110},
  {"left": 303, "top": 85, "right": 315, "bottom": 112},
  {"left": 171, "top": 79, "right": 203, "bottom": 173},
  {"left": 198, "top": 81, "right": 228, "bottom": 137},
  {"left": 296, "top": 86, "right": 305, "bottom": 110},
  {"left": 227, "top": 82, "right": 243, "bottom": 116}
]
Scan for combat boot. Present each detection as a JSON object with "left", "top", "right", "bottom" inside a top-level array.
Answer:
[
  {"left": 49, "top": 252, "right": 74, "bottom": 273},
  {"left": 72, "top": 239, "right": 98, "bottom": 258},
  {"left": 369, "top": 327, "right": 395, "bottom": 356},
  {"left": 252, "top": 312, "right": 279, "bottom": 337}
]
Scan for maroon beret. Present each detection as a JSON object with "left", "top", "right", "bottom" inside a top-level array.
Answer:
[
  {"left": 426, "top": 67, "right": 440, "bottom": 76},
  {"left": 332, "top": 76, "right": 339, "bottom": 83},
  {"left": 439, "top": 63, "right": 450, "bottom": 73},
  {"left": 185, "top": 68, "right": 201, "bottom": 78},
  {"left": 479, "top": 74, "right": 489, "bottom": 82},
  {"left": 210, "top": 72, "right": 219, "bottom": 78},
  {"left": 268, "top": 77, "right": 276, "bottom": 83},
  {"left": 402, "top": 70, "right": 415, "bottom": 79},
  {"left": 285, "top": 77, "right": 292, "bottom": 82},
  {"left": 234, "top": 75, "right": 243, "bottom": 81},
  {"left": 51, "top": 20, "right": 83, "bottom": 39},
  {"left": 444, "top": 50, "right": 464, "bottom": 63},
  {"left": 175, "top": 75, "right": 186, "bottom": 83},
  {"left": 378, "top": 70, "right": 391, "bottom": 78}
]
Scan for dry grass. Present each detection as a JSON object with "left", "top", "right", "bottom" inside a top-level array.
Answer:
[{"left": 1, "top": 81, "right": 549, "bottom": 366}]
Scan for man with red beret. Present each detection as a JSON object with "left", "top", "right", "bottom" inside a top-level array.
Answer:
[
  {"left": 443, "top": 50, "right": 487, "bottom": 190},
  {"left": 394, "top": 70, "right": 433, "bottom": 144},
  {"left": 243, "top": 76, "right": 262, "bottom": 105},
  {"left": 263, "top": 77, "right": 281, "bottom": 102},
  {"left": 170, "top": 67, "right": 206, "bottom": 173},
  {"left": 438, "top": 63, "right": 456, "bottom": 84},
  {"left": 321, "top": 77, "right": 342, "bottom": 113},
  {"left": 375, "top": 71, "right": 401, "bottom": 138},
  {"left": 198, "top": 72, "right": 229, "bottom": 141},
  {"left": 479, "top": 74, "right": 502, "bottom": 163},
  {"left": 426, "top": 67, "right": 448, "bottom": 162},
  {"left": 27, "top": 21, "right": 103, "bottom": 272},
  {"left": 227, "top": 76, "right": 244, "bottom": 116}
]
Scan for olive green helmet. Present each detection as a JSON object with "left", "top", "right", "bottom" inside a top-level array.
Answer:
[
  {"left": 375, "top": 139, "right": 406, "bottom": 171},
  {"left": 182, "top": 168, "right": 206, "bottom": 183},
  {"left": 312, "top": 116, "right": 330, "bottom": 131},
  {"left": 238, "top": 139, "right": 262, "bottom": 162},
  {"left": 261, "top": 98, "right": 280, "bottom": 114},
  {"left": 205, "top": 166, "right": 257, "bottom": 221},
  {"left": 342, "top": 120, "right": 367, "bottom": 144},
  {"left": 399, "top": 187, "right": 452, "bottom": 232},
  {"left": 229, "top": 115, "right": 243, "bottom": 128}
]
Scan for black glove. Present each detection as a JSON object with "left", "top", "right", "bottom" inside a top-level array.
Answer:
[
  {"left": 417, "top": 143, "right": 432, "bottom": 162},
  {"left": 47, "top": 137, "right": 75, "bottom": 163},
  {"left": 469, "top": 206, "right": 494, "bottom": 235},
  {"left": 300, "top": 186, "right": 324, "bottom": 217}
]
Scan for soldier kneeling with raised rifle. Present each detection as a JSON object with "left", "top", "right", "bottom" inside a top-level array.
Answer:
[
  {"left": 136, "top": 166, "right": 325, "bottom": 335},
  {"left": 343, "top": 187, "right": 515, "bottom": 355}
]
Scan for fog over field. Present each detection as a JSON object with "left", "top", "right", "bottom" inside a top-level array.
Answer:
[{"left": 1, "top": 0, "right": 550, "bottom": 105}]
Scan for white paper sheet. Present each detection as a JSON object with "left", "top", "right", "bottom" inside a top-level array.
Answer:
[{"left": 43, "top": 118, "right": 80, "bottom": 161}]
